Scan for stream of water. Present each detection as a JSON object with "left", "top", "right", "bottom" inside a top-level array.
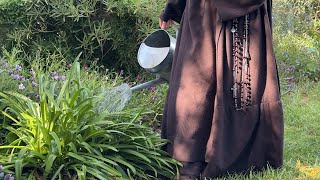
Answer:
[{"left": 95, "top": 83, "right": 132, "bottom": 113}]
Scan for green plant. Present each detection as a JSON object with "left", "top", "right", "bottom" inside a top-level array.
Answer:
[
  {"left": 0, "top": 48, "right": 38, "bottom": 109},
  {"left": 273, "top": 0, "right": 320, "bottom": 84},
  {"left": 0, "top": 0, "right": 166, "bottom": 74},
  {"left": 0, "top": 60, "right": 180, "bottom": 179},
  {"left": 127, "top": 82, "right": 169, "bottom": 131},
  {"left": 273, "top": 0, "right": 319, "bottom": 38},
  {"left": 274, "top": 32, "right": 320, "bottom": 85}
]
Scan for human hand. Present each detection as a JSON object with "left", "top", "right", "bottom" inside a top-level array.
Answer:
[{"left": 159, "top": 18, "right": 174, "bottom": 29}]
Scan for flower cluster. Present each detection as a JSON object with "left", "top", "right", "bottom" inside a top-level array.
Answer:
[
  {"left": 0, "top": 60, "right": 42, "bottom": 102},
  {"left": 0, "top": 62, "right": 37, "bottom": 91},
  {"left": 0, "top": 59, "right": 71, "bottom": 102},
  {"left": 50, "top": 71, "right": 66, "bottom": 81},
  {"left": 147, "top": 86, "right": 159, "bottom": 104},
  {"left": 0, "top": 165, "right": 14, "bottom": 180}
]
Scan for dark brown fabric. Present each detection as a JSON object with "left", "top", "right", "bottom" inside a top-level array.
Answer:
[
  {"left": 160, "top": 0, "right": 284, "bottom": 178},
  {"left": 160, "top": 0, "right": 186, "bottom": 23}
]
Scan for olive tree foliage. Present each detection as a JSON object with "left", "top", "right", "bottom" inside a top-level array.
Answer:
[{"left": 0, "top": 0, "right": 166, "bottom": 73}]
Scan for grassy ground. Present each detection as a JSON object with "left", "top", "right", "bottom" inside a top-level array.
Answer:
[{"left": 220, "top": 82, "right": 320, "bottom": 179}]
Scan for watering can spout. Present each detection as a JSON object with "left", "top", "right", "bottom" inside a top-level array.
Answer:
[{"left": 130, "top": 78, "right": 166, "bottom": 92}]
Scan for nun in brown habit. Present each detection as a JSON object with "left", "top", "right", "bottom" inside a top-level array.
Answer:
[{"left": 159, "top": 0, "right": 284, "bottom": 178}]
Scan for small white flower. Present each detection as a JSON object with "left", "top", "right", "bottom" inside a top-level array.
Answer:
[{"left": 18, "top": 83, "right": 25, "bottom": 90}]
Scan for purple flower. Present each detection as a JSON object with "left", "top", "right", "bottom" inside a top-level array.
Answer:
[
  {"left": 50, "top": 72, "right": 58, "bottom": 77},
  {"left": 5, "top": 63, "right": 9, "bottom": 69},
  {"left": 18, "top": 83, "right": 25, "bottom": 90},
  {"left": 53, "top": 75, "right": 59, "bottom": 81},
  {"left": 4, "top": 174, "right": 13, "bottom": 180},
  {"left": 148, "top": 86, "right": 156, "bottom": 92},
  {"left": 19, "top": 75, "right": 25, "bottom": 81},
  {"left": 150, "top": 95, "right": 159, "bottom": 104},
  {"left": 15, "top": 64, "right": 22, "bottom": 71},
  {"left": 32, "top": 82, "right": 38, "bottom": 87},
  {"left": 8, "top": 70, "right": 14, "bottom": 75},
  {"left": 13, "top": 75, "right": 20, "bottom": 80},
  {"left": 59, "top": 75, "right": 66, "bottom": 81},
  {"left": 0, "top": 172, "right": 4, "bottom": 178},
  {"left": 0, "top": 164, "right": 3, "bottom": 171}
]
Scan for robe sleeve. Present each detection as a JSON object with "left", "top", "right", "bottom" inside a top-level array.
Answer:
[
  {"left": 160, "top": 0, "right": 186, "bottom": 23},
  {"left": 213, "top": 0, "right": 265, "bottom": 21}
]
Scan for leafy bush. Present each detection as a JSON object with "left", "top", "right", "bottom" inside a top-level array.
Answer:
[
  {"left": 275, "top": 33, "right": 320, "bottom": 85},
  {"left": 273, "top": 0, "right": 319, "bottom": 38},
  {"left": 0, "top": 60, "right": 180, "bottom": 179},
  {"left": 0, "top": 0, "right": 166, "bottom": 74},
  {"left": 273, "top": 0, "right": 320, "bottom": 85}
]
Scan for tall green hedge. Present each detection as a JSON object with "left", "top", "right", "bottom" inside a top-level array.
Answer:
[
  {"left": 0, "top": 0, "right": 166, "bottom": 74},
  {"left": 0, "top": 0, "right": 318, "bottom": 79}
]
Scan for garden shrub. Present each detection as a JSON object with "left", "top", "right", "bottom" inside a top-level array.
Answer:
[
  {"left": 274, "top": 32, "right": 320, "bottom": 84},
  {"left": 0, "top": 0, "right": 166, "bottom": 74},
  {"left": 0, "top": 60, "right": 180, "bottom": 179},
  {"left": 0, "top": 0, "right": 29, "bottom": 45},
  {"left": 273, "top": 0, "right": 320, "bottom": 85},
  {"left": 273, "top": 0, "right": 319, "bottom": 38}
]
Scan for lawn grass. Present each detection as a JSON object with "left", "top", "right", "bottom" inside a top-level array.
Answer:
[{"left": 219, "top": 82, "right": 320, "bottom": 179}]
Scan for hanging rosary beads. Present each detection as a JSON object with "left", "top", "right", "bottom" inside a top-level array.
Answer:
[{"left": 231, "top": 14, "right": 252, "bottom": 111}]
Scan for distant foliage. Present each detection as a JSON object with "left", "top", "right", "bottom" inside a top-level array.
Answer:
[
  {"left": 273, "top": 0, "right": 319, "bottom": 38},
  {"left": 0, "top": 0, "right": 165, "bottom": 74},
  {"left": 273, "top": 0, "right": 320, "bottom": 85}
]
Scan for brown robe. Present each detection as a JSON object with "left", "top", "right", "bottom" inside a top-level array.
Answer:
[{"left": 160, "top": 0, "right": 284, "bottom": 178}]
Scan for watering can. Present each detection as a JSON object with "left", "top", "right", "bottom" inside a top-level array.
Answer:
[{"left": 130, "top": 29, "right": 177, "bottom": 92}]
